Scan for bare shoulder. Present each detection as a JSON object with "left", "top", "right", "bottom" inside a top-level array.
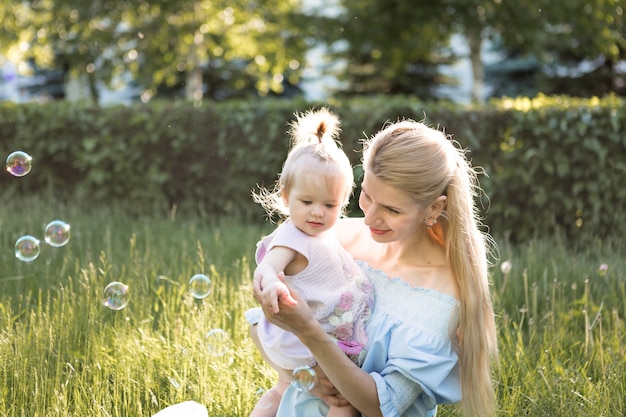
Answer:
[
  {"left": 335, "top": 217, "right": 366, "bottom": 243},
  {"left": 335, "top": 217, "right": 372, "bottom": 260}
]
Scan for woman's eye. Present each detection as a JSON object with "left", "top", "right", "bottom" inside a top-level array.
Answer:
[{"left": 386, "top": 207, "right": 399, "bottom": 214}]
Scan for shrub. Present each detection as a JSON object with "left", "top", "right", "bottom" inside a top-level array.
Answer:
[{"left": 1, "top": 94, "right": 624, "bottom": 242}]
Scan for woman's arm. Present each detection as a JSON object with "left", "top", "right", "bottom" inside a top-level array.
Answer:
[{"left": 263, "top": 287, "right": 383, "bottom": 417}]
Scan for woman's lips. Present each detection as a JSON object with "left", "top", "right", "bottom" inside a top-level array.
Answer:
[{"left": 369, "top": 227, "right": 388, "bottom": 235}]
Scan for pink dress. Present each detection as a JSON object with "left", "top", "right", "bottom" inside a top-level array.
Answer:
[{"left": 255, "top": 221, "right": 373, "bottom": 369}]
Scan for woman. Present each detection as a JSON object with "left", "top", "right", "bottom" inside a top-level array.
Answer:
[{"left": 254, "top": 119, "right": 498, "bottom": 417}]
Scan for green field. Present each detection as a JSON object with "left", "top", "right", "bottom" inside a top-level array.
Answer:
[{"left": 1, "top": 198, "right": 624, "bottom": 416}]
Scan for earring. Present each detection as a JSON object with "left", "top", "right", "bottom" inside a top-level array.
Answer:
[{"left": 424, "top": 216, "right": 437, "bottom": 228}]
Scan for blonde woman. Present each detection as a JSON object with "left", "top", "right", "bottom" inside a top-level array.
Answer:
[{"left": 254, "top": 119, "right": 498, "bottom": 417}]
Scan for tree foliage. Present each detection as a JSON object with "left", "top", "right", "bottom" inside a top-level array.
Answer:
[
  {"left": 0, "top": 0, "right": 312, "bottom": 103},
  {"left": 321, "top": 0, "right": 625, "bottom": 99},
  {"left": 489, "top": 0, "right": 626, "bottom": 97},
  {"left": 318, "top": 0, "right": 456, "bottom": 98},
  {"left": 1, "top": 0, "right": 625, "bottom": 102}
]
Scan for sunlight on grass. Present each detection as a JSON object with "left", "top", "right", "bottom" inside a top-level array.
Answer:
[{"left": 1, "top": 197, "right": 625, "bottom": 416}]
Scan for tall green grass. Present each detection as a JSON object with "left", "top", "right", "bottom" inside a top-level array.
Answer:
[{"left": 1, "top": 198, "right": 624, "bottom": 416}]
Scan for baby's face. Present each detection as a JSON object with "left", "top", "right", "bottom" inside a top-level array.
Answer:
[{"left": 283, "top": 176, "right": 346, "bottom": 237}]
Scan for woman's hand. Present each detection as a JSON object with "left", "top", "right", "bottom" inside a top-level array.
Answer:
[
  {"left": 258, "top": 277, "right": 317, "bottom": 336},
  {"left": 310, "top": 364, "right": 350, "bottom": 407},
  {"left": 253, "top": 269, "right": 297, "bottom": 314},
  {"left": 255, "top": 275, "right": 349, "bottom": 406}
]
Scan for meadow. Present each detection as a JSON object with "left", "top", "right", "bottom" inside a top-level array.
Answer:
[{"left": 1, "top": 197, "right": 624, "bottom": 416}]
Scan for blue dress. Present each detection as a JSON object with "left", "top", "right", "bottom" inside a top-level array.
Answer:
[{"left": 275, "top": 262, "right": 461, "bottom": 417}]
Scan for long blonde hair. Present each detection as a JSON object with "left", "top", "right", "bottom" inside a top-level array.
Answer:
[
  {"left": 253, "top": 108, "right": 354, "bottom": 219},
  {"left": 363, "top": 120, "right": 498, "bottom": 417}
]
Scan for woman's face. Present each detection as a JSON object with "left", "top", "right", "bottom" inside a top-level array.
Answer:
[{"left": 358, "top": 172, "right": 425, "bottom": 244}]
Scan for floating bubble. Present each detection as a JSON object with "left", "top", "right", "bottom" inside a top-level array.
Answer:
[
  {"left": 103, "top": 281, "right": 130, "bottom": 310},
  {"left": 205, "top": 328, "right": 230, "bottom": 356},
  {"left": 6, "top": 151, "right": 32, "bottom": 177},
  {"left": 44, "top": 220, "right": 71, "bottom": 247},
  {"left": 189, "top": 273, "right": 212, "bottom": 299},
  {"left": 15, "top": 235, "right": 40, "bottom": 262},
  {"left": 291, "top": 366, "right": 316, "bottom": 392}
]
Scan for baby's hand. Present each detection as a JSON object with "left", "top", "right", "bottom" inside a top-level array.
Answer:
[{"left": 261, "top": 279, "right": 297, "bottom": 313}]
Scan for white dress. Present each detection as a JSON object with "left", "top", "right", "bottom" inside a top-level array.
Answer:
[{"left": 254, "top": 221, "right": 373, "bottom": 369}]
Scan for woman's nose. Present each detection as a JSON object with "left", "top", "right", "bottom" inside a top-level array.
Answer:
[{"left": 363, "top": 204, "right": 378, "bottom": 225}]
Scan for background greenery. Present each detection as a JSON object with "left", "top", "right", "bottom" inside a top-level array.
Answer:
[
  {"left": 0, "top": 197, "right": 624, "bottom": 416},
  {"left": 2, "top": 94, "right": 624, "bottom": 242},
  {"left": 1, "top": 0, "right": 623, "bottom": 103}
]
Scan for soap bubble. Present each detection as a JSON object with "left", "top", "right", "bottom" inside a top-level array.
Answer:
[
  {"left": 6, "top": 151, "right": 32, "bottom": 177},
  {"left": 189, "top": 273, "right": 212, "bottom": 299},
  {"left": 103, "top": 281, "right": 130, "bottom": 310},
  {"left": 205, "top": 328, "right": 230, "bottom": 356},
  {"left": 291, "top": 366, "right": 316, "bottom": 392},
  {"left": 44, "top": 220, "right": 71, "bottom": 247},
  {"left": 15, "top": 235, "right": 40, "bottom": 262}
]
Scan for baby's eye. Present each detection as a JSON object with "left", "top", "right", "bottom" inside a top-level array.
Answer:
[
  {"left": 325, "top": 203, "right": 338, "bottom": 209},
  {"left": 301, "top": 200, "right": 312, "bottom": 205}
]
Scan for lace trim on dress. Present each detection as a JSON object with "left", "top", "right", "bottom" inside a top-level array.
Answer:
[
  {"left": 359, "top": 262, "right": 459, "bottom": 342},
  {"left": 386, "top": 371, "right": 424, "bottom": 414}
]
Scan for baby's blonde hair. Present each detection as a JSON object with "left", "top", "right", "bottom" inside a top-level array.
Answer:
[
  {"left": 363, "top": 120, "right": 498, "bottom": 417},
  {"left": 253, "top": 108, "right": 354, "bottom": 219}
]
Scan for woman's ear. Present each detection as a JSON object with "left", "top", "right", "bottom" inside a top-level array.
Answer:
[{"left": 430, "top": 195, "right": 447, "bottom": 219}]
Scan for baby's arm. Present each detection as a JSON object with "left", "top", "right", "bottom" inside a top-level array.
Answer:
[{"left": 254, "top": 246, "right": 298, "bottom": 314}]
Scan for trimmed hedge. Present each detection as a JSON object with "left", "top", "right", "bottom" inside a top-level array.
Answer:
[{"left": 1, "top": 94, "right": 624, "bottom": 242}]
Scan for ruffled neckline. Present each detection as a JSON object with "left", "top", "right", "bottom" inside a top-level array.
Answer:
[{"left": 357, "top": 261, "right": 459, "bottom": 305}]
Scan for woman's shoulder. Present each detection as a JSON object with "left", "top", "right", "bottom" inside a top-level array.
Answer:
[
  {"left": 335, "top": 217, "right": 366, "bottom": 234},
  {"left": 335, "top": 217, "right": 372, "bottom": 259}
]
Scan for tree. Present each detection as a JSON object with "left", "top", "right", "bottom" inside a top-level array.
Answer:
[
  {"left": 319, "top": 0, "right": 457, "bottom": 99},
  {"left": 489, "top": 0, "right": 626, "bottom": 97},
  {"left": 0, "top": 0, "right": 313, "bottom": 104},
  {"left": 317, "top": 0, "right": 625, "bottom": 100}
]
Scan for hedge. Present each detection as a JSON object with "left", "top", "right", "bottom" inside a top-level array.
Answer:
[{"left": 1, "top": 94, "right": 624, "bottom": 242}]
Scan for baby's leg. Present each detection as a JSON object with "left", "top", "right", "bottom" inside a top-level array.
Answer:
[
  {"left": 327, "top": 404, "right": 360, "bottom": 417},
  {"left": 249, "top": 324, "right": 293, "bottom": 417},
  {"left": 249, "top": 372, "right": 292, "bottom": 417}
]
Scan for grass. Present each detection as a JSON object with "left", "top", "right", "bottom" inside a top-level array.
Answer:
[{"left": 1, "top": 197, "right": 625, "bottom": 416}]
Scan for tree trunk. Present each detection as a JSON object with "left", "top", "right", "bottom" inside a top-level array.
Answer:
[
  {"left": 467, "top": 28, "right": 484, "bottom": 103},
  {"left": 185, "top": 1, "right": 204, "bottom": 106},
  {"left": 87, "top": 70, "right": 100, "bottom": 106}
]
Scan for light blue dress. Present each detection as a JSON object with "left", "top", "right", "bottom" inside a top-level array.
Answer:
[{"left": 275, "top": 262, "right": 461, "bottom": 417}]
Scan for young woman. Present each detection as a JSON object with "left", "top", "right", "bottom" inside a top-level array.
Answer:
[{"left": 255, "top": 119, "right": 498, "bottom": 417}]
